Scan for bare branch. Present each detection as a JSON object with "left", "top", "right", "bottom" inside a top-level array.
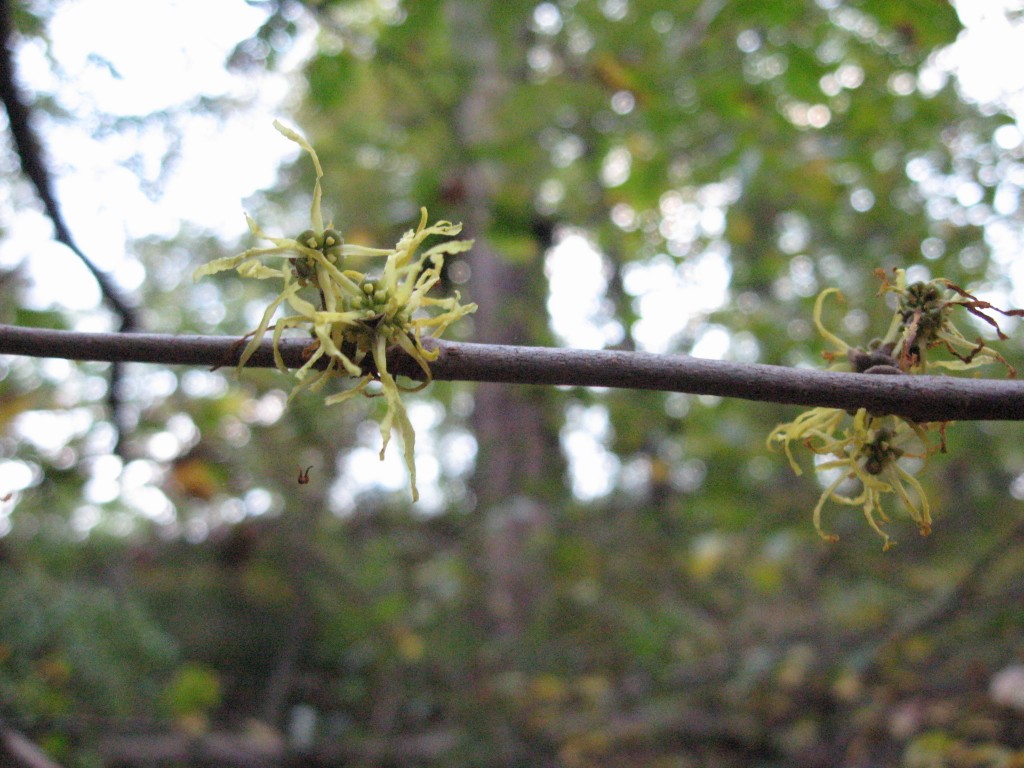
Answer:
[{"left": 1, "top": 324, "right": 1022, "bottom": 422}]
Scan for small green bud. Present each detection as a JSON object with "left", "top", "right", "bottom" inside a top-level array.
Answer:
[{"left": 322, "top": 229, "right": 342, "bottom": 249}]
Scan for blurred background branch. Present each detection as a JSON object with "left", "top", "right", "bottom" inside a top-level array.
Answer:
[
  {"left": 0, "top": 0, "right": 136, "bottom": 330},
  {"left": 0, "top": 0, "right": 138, "bottom": 453}
]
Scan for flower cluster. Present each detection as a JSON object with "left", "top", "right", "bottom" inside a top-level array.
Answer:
[
  {"left": 874, "top": 268, "right": 1021, "bottom": 376},
  {"left": 768, "top": 406, "right": 934, "bottom": 551},
  {"left": 194, "top": 122, "right": 477, "bottom": 500},
  {"left": 768, "top": 268, "right": 1020, "bottom": 549}
]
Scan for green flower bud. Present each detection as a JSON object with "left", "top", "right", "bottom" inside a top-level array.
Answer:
[
  {"left": 297, "top": 229, "right": 319, "bottom": 250},
  {"left": 322, "top": 228, "right": 343, "bottom": 251}
]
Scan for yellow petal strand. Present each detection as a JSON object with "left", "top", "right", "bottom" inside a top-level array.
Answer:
[
  {"left": 273, "top": 120, "right": 325, "bottom": 232},
  {"left": 192, "top": 253, "right": 251, "bottom": 281},
  {"left": 894, "top": 465, "right": 932, "bottom": 535},
  {"left": 324, "top": 375, "right": 373, "bottom": 406},
  {"left": 813, "top": 288, "right": 851, "bottom": 353},
  {"left": 812, "top": 473, "right": 846, "bottom": 544},
  {"left": 195, "top": 137, "right": 478, "bottom": 504},
  {"left": 270, "top": 315, "right": 309, "bottom": 373},
  {"left": 394, "top": 333, "right": 432, "bottom": 388},
  {"left": 313, "top": 325, "right": 362, "bottom": 378},
  {"left": 373, "top": 334, "right": 419, "bottom": 501},
  {"left": 237, "top": 286, "right": 296, "bottom": 371},
  {"left": 421, "top": 238, "right": 474, "bottom": 261},
  {"left": 862, "top": 495, "right": 893, "bottom": 551},
  {"left": 237, "top": 261, "right": 284, "bottom": 280},
  {"left": 340, "top": 244, "right": 394, "bottom": 258},
  {"left": 273, "top": 120, "right": 324, "bottom": 179}
]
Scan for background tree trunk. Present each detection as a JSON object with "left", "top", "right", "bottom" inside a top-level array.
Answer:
[{"left": 447, "top": 0, "right": 565, "bottom": 648}]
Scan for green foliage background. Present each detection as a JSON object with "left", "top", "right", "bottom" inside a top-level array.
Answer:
[{"left": 2, "top": 1, "right": 1024, "bottom": 766}]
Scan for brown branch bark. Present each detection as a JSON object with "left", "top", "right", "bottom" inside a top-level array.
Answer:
[{"left": 1, "top": 323, "right": 1022, "bottom": 422}]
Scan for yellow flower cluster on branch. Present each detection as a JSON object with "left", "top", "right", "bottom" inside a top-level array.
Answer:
[
  {"left": 769, "top": 268, "right": 1021, "bottom": 549},
  {"left": 194, "top": 122, "right": 477, "bottom": 500}
]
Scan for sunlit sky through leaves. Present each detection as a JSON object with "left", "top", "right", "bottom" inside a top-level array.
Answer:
[
  {"left": 1, "top": 0, "right": 1020, "bottom": 323},
  {"left": 1, "top": 0, "right": 310, "bottom": 316}
]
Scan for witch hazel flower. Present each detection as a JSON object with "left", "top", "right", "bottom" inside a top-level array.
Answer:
[{"left": 194, "top": 122, "right": 476, "bottom": 500}]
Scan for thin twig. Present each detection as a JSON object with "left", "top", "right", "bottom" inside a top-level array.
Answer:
[{"left": 1, "top": 324, "right": 1023, "bottom": 422}]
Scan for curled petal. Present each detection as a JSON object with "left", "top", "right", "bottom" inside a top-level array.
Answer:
[
  {"left": 238, "top": 260, "right": 285, "bottom": 280},
  {"left": 812, "top": 473, "right": 846, "bottom": 543},
  {"left": 237, "top": 284, "right": 300, "bottom": 371},
  {"left": 813, "top": 288, "right": 852, "bottom": 355},
  {"left": 341, "top": 244, "right": 394, "bottom": 258},
  {"left": 371, "top": 333, "right": 420, "bottom": 501},
  {"left": 324, "top": 374, "right": 373, "bottom": 406},
  {"left": 193, "top": 253, "right": 253, "bottom": 280}
]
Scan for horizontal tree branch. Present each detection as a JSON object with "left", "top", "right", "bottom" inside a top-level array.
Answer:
[{"left": 0, "top": 324, "right": 1022, "bottom": 422}]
